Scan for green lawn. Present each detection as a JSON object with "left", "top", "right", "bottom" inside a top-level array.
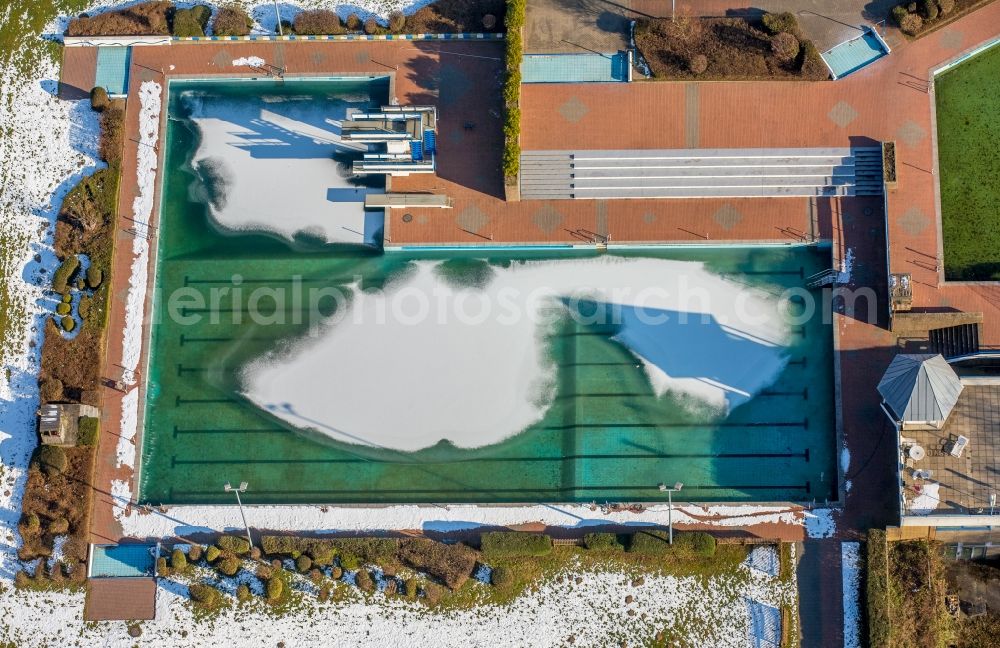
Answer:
[{"left": 935, "top": 42, "right": 1000, "bottom": 281}]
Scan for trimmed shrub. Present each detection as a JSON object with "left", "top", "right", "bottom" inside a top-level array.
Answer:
[
  {"left": 490, "top": 565, "right": 514, "bottom": 588},
  {"left": 171, "top": 548, "right": 188, "bottom": 571},
  {"left": 266, "top": 576, "right": 283, "bottom": 601},
  {"left": 891, "top": 5, "right": 911, "bottom": 26},
  {"left": 937, "top": 0, "right": 955, "bottom": 14},
  {"left": 90, "top": 87, "right": 109, "bottom": 112},
  {"left": 293, "top": 9, "right": 343, "bottom": 35},
  {"left": 39, "top": 377, "right": 63, "bottom": 403},
  {"left": 363, "top": 17, "right": 379, "bottom": 35},
  {"left": 309, "top": 568, "right": 323, "bottom": 584},
  {"left": 799, "top": 39, "right": 827, "bottom": 78},
  {"left": 189, "top": 583, "right": 220, "bottom": 608},
  {"left": 60, "top": 316, "right": 75, "bottom": 332},
  {"left": 61, "top": 292, "right": 72, "bottom": 303},
  {"left": 295, "top": 554, "right": 312, "bottom": 573},
  {"left": 326, "top": 538, "right": 397, "bottom": 565},
  {"left": 205, "top": 545, "right": 221, "bottom": 562},
  {"left": 35, "top": 445, "right": 67, "bottom": 477},
  {"left": 213, "top": 5, "right": 252, "bottom": 37},
  {"left": 761, "top": 11, "right": 798, "bottom": 35},
  {"left": 404, "top": 577, "right": 418, "bottom": 598},
  {"left": 583, "top": 532, "right": 624, "bottom": 551},
  {"left": 99, "top": 103, "right": 125, "bottom": 165},
  {"left": 156, "top": 556, "right": 169, "bottom": 577},
  {"left": 217, "top": 555, "right": 241, "bottom": 576},
  {"left": 355, "top": 569, "right": 374, "bottom": 593},
  {"left": 217, "top": 535, "right": 251, "bottom": 555},
  {"left": 86, "top": 265, "right": 103, "bottom": 289},
  {"left": 388, "top": 11, "right": 406, "bottom": 33},
  {"left": 900, "top": 13, "right": 923, "bottom": 35},
  {"left": 480, "top": 532, "right": 552, "bottom": 559},
  {"left": 236, "top": 583, "right": 251, "bottom": 602},
  {"left": 21, "top": 513, "right": 40, "bottom": 534},
  {"left": 771, "top": 32, "right": 800, "bottom": 65},
  {"left": 501, "top": 0, "right": 525, "bottom": 184},
  {"left": 423, "top": 581, "right": 444, "bottom": 604},
  {"left": 339, "top": 553, "right": 361, "bottom": 571},
  {"left": 260, "top": 536, "right": 337, "bottom": 564},
  {"left": 397, "top": 538, "right": 478, "bottom": 590},
  {"left": 77, "top": 416, "right": 99, "bottom": 446},
  {"left": 52, "top": 256, "right": 79, "bottom": 294},
  {"left": 345, "top": 13, "right": 362, "bottom": 31},
  {"left": 627, "top": 530, "right": 716, "bottom": 557},
  {"left": 48, "top": 517, "right": 70, "bottom": 535},
  {"left": 171, "top": 5, "right": 211, "bottom": 37},
  {"left": 56, "top": 302, "right": 71, "bottom": 316},
  {"left": 256, "top": 564, "right": 273, "bottom": 581},
  {"left": 67, "top": 1, "right": 172, "bottom": 37},
  {"left": 188, "top": 544, "right": 203, "bottom": 561},
  {"left": 689, "top": 54, "right": 708, "bottom": 75},
  {"left": 921, "top": 0, "right": 939, "bottom": 20},
  {"left": 330, "top": 565, "right": 343, "bottom": 580}
]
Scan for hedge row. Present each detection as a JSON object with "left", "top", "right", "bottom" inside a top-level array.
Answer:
[
  {"left": 397, "top": 538, "right": 479, "bottom": 590},
  {"left": 627, "top": 530, "right": 716, "bottom": 557},
  {"left": 501, "top": 0, "right": 525, "bottom": 185},
  {"left": 480, "top": 531, "right": 552, "bottom": 558},
  {"left": 866, "top": 529, "right": 891, "bottom": 648},
  {"left": 66, "top": 2, "right": 249, "bottom": 38},
  {"left": 261, "top": 535, "right": 480, "bottom": 590}
]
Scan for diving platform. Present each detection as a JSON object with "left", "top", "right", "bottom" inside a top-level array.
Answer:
[
  {"left": 344, "top": 105, "right": 438, "bottom": 176},
  {"left": 365, "top": 193, "right": 453, "bottom": 209}
]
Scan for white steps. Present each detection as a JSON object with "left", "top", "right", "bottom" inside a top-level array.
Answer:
[{"left": 520, "top": 147, "right": 884, "bottom": 200}]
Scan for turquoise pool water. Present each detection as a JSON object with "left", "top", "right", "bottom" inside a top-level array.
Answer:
[
  {"left": 822, "top": 30, "right": 888, "bottom": 79},
  {"left": 89, "top": 544, "right": 156, "bottom": 578},
  {"left": 521, "top": 53, "right": 630, "bottom": 83}
]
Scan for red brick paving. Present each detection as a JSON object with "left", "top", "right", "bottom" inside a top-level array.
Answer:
[{"left": 61, "top": 4, "right": 1000, "bottom": 556}]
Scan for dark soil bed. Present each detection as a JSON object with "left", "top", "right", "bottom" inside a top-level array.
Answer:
[{"left": 634, "top": 16, "right": 828, "bottom": 81}]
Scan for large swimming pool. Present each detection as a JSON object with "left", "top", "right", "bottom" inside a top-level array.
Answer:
[{"left": 138, "top": 79, "right": 837, "bottom": 505}]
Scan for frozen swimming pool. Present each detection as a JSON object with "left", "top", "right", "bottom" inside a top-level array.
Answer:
[{"left": 138, "top": 79, "right": 837, "bottom": 505}]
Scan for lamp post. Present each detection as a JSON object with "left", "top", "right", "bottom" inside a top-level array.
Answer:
[
  {"left": 658, "top": 481, "right": 684, "bottom": 544},
  {"left": 224, "top": 481, "right": 254, "bottom": 553},
  {"left": 274, "top": 0, "right": 283, "bottom": 36}
]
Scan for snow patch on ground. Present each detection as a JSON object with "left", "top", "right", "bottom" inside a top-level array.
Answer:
[
  {"left": 841, "top": 542, "right": 861, "bottom": 648},
  {"left": 246, "top": 257, "right": 792, "bottom": 451},
  {"left": 840, "top": 446, "right": 850, "bottom": 473},
  {"left": 116, "top": 500, "right": 812, "bottom": 538},
  {"left": 837, "top": 248, "right": 855, "bottom": 284},
  {"left": 804, "top": 508, "right": 837, "bottom": 538},
  {"left": 232, "top": 56, "right": 265, "bottom": 67},
  {"left": 116, "top": 388, "right": 139, "bottom": 468},
  {"left": 745, "top": 545, "right": 779, "bottom": 578}
]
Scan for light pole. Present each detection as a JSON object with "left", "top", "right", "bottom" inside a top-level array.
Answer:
[
  {"left": 274, "top": 0, "right": 283, "bottom": 36},
  {"left": 224, "top": 481, "right": 254, "bottom": 553},
  {"left": 659, "top": 481, "right": 684, "bottom": 544}
]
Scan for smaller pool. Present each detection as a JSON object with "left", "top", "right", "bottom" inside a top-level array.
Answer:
[
  {"left": 822, "top": 29, "right": 890, "bottom": 80},
  {"left": 522, "top": 52, "right": 630, "bottom": 83},
  {"left": 89, "top": 544, "right": 157, "bottom": 578}
]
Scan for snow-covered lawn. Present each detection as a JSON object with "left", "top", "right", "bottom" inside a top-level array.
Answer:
[{"left": 4, "top": 547, "right": 797, "bottom": 647}]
